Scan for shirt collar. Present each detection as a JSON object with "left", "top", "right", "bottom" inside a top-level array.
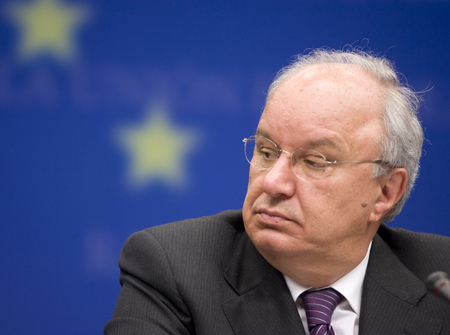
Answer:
[{"left": 284, "top": 241, "right": 372, "bottom": 316}]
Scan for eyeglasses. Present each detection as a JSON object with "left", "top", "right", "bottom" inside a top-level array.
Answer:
[{"left": 243, "top": 135, "right": 386, "bottom": 181}]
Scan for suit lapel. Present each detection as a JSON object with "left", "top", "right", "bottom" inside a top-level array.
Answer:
[
  {"left": 222, "top": 232, "right": 304, "bottom": 335},
  {"left": 359, "top": 233, "right": 443, "bottom": 335}
]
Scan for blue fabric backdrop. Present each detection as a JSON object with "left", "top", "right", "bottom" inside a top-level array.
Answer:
[{"left": 1, "top": 0, "right": 449, "bottom": 333}]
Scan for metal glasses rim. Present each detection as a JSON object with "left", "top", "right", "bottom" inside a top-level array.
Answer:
[{"left": 242, "top": 135, "right": 388, "bottom": 167}]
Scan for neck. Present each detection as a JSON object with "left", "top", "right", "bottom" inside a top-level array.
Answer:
[{"left": 263, "top": 243, "right": 372, "bottom": 288}]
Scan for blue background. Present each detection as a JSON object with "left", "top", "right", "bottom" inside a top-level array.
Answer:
[{"left": 1, "top": 0, "right": 449, "bottom": 334}]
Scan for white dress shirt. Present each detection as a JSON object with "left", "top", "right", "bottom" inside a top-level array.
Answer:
[{"left": 284, "top": 242, "right": 372, "bottom": 335}]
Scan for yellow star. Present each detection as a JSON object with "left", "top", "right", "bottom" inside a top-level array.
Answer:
[
  {"left": 118, "top": 108, "right": 199, "bottom": 190},
  {"left": 8, "top": 0, "right": 89, "bottom": 62}
]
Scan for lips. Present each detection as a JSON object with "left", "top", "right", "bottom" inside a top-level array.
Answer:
[{"left": 257, "top": 209, "right": 290, "bottom": 225}]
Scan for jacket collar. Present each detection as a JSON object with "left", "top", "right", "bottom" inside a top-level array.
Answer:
[{"left": 222, "top": 230, "right": 305, "bottom": 335}]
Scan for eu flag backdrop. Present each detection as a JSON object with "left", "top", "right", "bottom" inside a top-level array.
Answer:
[{"left": 1, "top": 0, "right": 449, "bottom": 333}]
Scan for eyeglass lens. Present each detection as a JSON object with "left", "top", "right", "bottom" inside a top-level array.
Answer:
[{"left": 244, "top": 136, "right": 329, "bottom": 180}]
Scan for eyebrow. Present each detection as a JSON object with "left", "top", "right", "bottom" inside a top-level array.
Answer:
[
  {"left": 255, "top": 129, "right": 343, "bottom": 152},
  {"left": 255, "top": 129, "right": 271, "bottom": 139},
  {"left": 304, "top": 138, "right": 342, "bottom": 151}
]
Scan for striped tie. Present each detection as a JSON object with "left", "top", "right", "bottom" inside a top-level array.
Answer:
[{"left": 301, "top": 288, "right": 342, "bottom": 335}]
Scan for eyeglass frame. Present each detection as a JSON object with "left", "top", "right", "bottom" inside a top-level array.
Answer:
[{"left": 242, "top": 135, "right": 389, "bottom": 180}]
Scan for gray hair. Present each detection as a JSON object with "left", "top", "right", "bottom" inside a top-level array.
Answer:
[{"left": 266, "top": 48, "right": 424, "bottom": 223}]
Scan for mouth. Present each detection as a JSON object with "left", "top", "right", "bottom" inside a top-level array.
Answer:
[{"left": 257, "top": 209, "right": 290, "bottom": 225}]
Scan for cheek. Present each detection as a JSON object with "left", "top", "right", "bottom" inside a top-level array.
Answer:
[
  {"left": 243, "top": 170, "right": 262, "bottom": 209},
  {"left": 246, "top": 167, "right": 264, "bottom": 193},
  {"left": 321, "top": 177, "right": 379, "bottom": 229},
  {"left": 309, "top": 179, "right": 364, "bottom": 220}
]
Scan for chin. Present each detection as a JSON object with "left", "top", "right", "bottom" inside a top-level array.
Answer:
[{"left": 248, "top": 227, "right": 301, "bottom": 259}]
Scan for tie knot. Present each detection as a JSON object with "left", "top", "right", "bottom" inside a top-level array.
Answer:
[{"left": 301, "top": 288, "right": 342, "bottom": 334}]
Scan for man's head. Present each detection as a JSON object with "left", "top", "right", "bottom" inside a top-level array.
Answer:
[
  {"left": 265, "top": 49, "right": 423, "bottom": 222},
  {"left": 242, "top": 49, "right": 423, "bottom": 287}
]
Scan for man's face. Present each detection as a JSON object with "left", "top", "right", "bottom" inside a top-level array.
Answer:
[{"left": 242, "top": 64, "right": 389, "bottom": 283}]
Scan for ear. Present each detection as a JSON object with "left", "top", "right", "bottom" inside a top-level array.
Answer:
[{"left": 369, "top": 168, "right": 408, "bottom": 223}]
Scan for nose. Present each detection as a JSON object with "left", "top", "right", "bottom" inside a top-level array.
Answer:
[{"left": 261, "top": 152, "right": 296, "bottom": 198}]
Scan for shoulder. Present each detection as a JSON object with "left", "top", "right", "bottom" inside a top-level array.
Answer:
[
  {"left": 377, "top": 223, "right": 450, "bottom": 278},
  {"left": 377, "top": 223, "right": 450, "bottom": 252},
  {"left": 134, "top": 209, "right": 245, "bottom": 250},
  {"left": 119, "top": 209, "right": 246, "bottom": 273},
  {"left": 108, "top": 210, "right": 248, "bottom": 333},
  {"left": 146, "top": 209, "right": 244, "bottom": 237}
]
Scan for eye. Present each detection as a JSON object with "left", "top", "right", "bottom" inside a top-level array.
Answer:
[
  {"left": 257, "top": 146, "right": 278, "bottom": 161},
  {"left": 303, "top": 154, "right": 327, "bottom": 169}
]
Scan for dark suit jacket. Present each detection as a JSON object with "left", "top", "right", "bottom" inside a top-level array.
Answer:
[{"left": 104, "top": 210, "right": 450, "bottom": 334}]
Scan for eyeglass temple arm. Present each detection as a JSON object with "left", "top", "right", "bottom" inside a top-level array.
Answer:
[{"left": 326, "top": 159, "right": 385, "bottom": 165}]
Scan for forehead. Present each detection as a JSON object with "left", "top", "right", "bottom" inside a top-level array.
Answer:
[
  {"left": 259, "top": 64, "right": 384, "bottom": 152},
  {"left": 256, "top": 127, "right": 342, "bottom": 151}
]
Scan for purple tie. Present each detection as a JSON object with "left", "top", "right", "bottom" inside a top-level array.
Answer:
[{"left": 301, "top": 288, "right": 342, "bottom": 335}]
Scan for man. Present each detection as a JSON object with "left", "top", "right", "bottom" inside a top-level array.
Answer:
[{"left": 104, "top": 49, "right": 450, "bottom": 334}]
